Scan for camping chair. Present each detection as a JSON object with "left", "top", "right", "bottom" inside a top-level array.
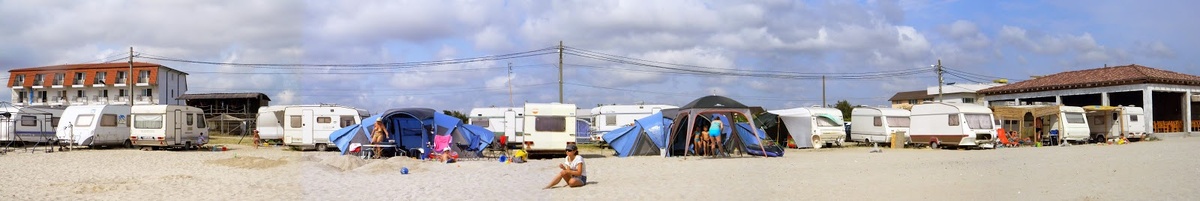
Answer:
[
  {"left": 484, "top": 136, "right": 509, "bottom": 159},
  {"left": 431, "top": 134, "right": 456, "bottom": 162}
]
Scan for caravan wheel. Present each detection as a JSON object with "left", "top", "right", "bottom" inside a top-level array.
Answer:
[
  {"left": 834, "top": 137, "right": 844, "bottom": 147},
  {"left": 316, "top": 143, "right": 329, "bottom": 152},
  {"left": 930, "top": 141, "right": 941, "bottom": 149},
  {"left": 811, "top": 136, "right": 823, "bottom": 149},
  {"left": 123, "top": 140, "right": 134, "bottom": 149}
]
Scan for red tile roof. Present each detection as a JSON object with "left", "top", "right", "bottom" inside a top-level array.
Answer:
[
  {"left": 9, "top": 62, "right": 163, "bottom": 72},
  {"left": 979, "top": 64, "right": 1200, "bottom": 95}
]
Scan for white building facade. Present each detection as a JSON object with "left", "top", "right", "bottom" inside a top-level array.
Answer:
[{"left": 8, "top": 62, "right": 188, "bottom": 107}]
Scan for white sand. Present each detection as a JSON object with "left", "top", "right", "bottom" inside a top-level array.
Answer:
[{"left": 3, "top": 137, "right": 1199, "bottom": 200}]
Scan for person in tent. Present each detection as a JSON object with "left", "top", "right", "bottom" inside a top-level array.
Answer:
[
  {"left": 546, "top": 144, "right": 587, "bottom": 189},
  {"left": 371, "top": 118, "right": 389, "bottom": 159},
  {"left": 708, "top": 116, "right": 724, "bottom": 156}
]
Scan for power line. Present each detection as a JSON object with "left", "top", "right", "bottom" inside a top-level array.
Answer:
[
  {"left": 184, "top": 63, "right": 554, "bottom": 75},
  {"left": 133, "top": 46, "right": 558, "bottom": 69},
  {"left": 563, "top": 47, "right": 932, "bottom": 80}
]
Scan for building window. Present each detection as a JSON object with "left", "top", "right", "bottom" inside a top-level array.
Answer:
[
  {"left": 73, "top": 72, "right": 84, "bottom": 85},
  {"left": 908, "top": 100, "right": 918, "bottom": 105},
  {"left": 118, "top": 89, "right": 126, "bottom": 97},
  {"left": 101, "top": 90, "right": 108, "bottom": 97},
  {"left": 33, "top": 74, "right": 43, "bottom": 85},
  {"left": 138, "top": 70, "right": 149, "bottom": 83},
  {"left": 17, "top": 92, "right": 24, "bottom": 102},
  {"left": 116, "top": 71, "right": 127, "bottom": 84},
  {"left": 38, "top": 91, "right": 46, "bottom": 102},
  {"left": 963, "top": 98, "right": 976, "bottom": 103},
  {"left": 53, "top": 73, "right": 64, "bottom": 85},
  {"left": 77, "top": 90, "right": 84, "bottom": 98},
  {"left": 94, "top": 72, "right": 107, "bottom": 84},
  {"left": 13, "top": 75, "right": 24, "bottom": 85}
]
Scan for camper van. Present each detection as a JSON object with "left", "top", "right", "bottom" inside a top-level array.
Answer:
[
  {"left": 129, "top": 105, "right": 209, "bottom": 149},
  {"left": 56, "top": 105, "right": 132, "bottom": 148},
  {"left": 770, "top": 107, "right": 846, "bottom": 149},
  {"left": 590, "top": 104, "right": 678, "bottom": 143},
  {"left": 468, "top": 107, "right": 524, "bottom": 147},
  {"left": 522, "top": 103, "right": 577, "bottom": 153},
  {"left": 849, "top": 107, "right": 911, "bottom": 144},
  {"left": 254, "top": 105, "right": 288, "bottom": 141},
  {"left": 0, "top": 106, "right": 64, "bottom": 145},
  {"left": 1084, "top": 106, "right": 1147, "bottom": 142},
  {"left": 278, "top": 105, "right": 369, "bottom": 151},
  {"left": 910, "top": 102, "right": 997, "bottom": 149}
]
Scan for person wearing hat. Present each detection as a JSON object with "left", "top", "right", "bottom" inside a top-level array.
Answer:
[
  {"left": 370, "top": 118, "right": 389, "bottom": 159},
  {"left": 545, "top": 144, "right": 587, "bottom": 189}
]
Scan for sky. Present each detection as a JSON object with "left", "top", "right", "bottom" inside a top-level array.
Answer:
[{"left": 1, "top": 0, "right": 1197, "bottom": 113}]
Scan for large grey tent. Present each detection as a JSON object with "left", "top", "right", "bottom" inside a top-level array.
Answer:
[{"left": 665, "top": 95, "right": 769, "bottom": 157}]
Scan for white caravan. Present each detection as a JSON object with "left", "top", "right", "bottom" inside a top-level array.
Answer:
[
  {"left": 850, "top": 107, "right": 911, "bottom": 144},
  {"left": 771, "top": 107, "right": 846, "bottom": 149},
  {"left": 56, "top": 105, "right": 132, "bottom": 148},
  {"left": 254, "top": 105, "right": 288, "bottom": 141},
  {"left": 522, "top": 103, "right": 577, "bottom": 153},
  {"left": 910, "top": 102, "right": 998, "bottom": 149},
  {"left": 993, "top": 105, "right": 1092, "bottom": 144},
  {"left": 1084, "top": 106, "right": 1147, "bottom": 141},
  {"left": 279, "top": 105, "right": 368, "bottom": 151},
  {"left": 468, "top": 107, "right": 524, "bottom": 147},
  {"left": 130, "top": 105, "right": 209, "bottom": 149},
  {"left": 0, "top": 106, "right": 64, "bottom": 144},
  {"left": 590, "top": 104, "right": 678, "bottom": 143}
]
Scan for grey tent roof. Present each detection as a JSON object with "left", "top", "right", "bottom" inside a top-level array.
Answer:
[{"left": 679, "top": 95, "right": 749, "bottom": 109}]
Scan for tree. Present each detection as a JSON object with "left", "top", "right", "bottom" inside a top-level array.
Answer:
[
  {"left": 835, "top": 100, "right": 853, "bottom": 122},
  {"left": 443, "top": 110, "right": 468, "bottom": 122}
]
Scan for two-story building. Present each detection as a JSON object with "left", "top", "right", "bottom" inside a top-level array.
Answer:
[
  {"left": 7, "top": 62, "right": 188, "bottom": 106},
  {"left": 888, "top": 83, "right": 1004, "bottom": 109}
]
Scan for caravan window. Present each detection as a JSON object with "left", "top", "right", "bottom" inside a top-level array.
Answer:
[
  {"left": 605, "top": 115, "right": 617, "bottom": 126},
  {"left": 20, "top": 116, "right": 36, "bottom": 126},
  {"left": 317, "top": 117, "right": 332, "bottom": 124},
  {"left": 51, "top": 117, "right": 60, "bottom": 127},
  {"left": 873, "top": 117, "right": 882, "bottom": 126},
  {"left": 135, "top": 114, "right": 164, "bottom": 129},
  {"left": 1129, "top": 115, "right": 1139, "bottom": 122},
  {"left": 197, "top": 116, "right": 207, "bottom": 128},
  {"left": 1065, "top": 112, "right": 1085, "bottom": 124},
  {"left": 948, "top": 114, "right": 960, "bottom": 126},
  {"left": 886, "top": 117, "right": 910, "bottom": 127},
  {"left": 289, "top": 115, "right": 301, "bottom": 128},
  {"left": 187, "top": 114, "right": 195, "bottom": 126},
  {"left": 964, "top": 114, "right": 993, "bottom": 129},
  {"left": 339, "top": 115, "right": 355, "bottom": 128},
  {"left": 469, "top": 118, "right": 489, "bottom": 127},
  {"left": 534, "top": 116, "right": 566, "bottom": 132},
  {"left": 76, "top": 115, "right": 94, "bottom": 127},
  {"left": 100, "top": 114, "right": 118, "bottom": 127},
  {"left": 815, "top": 117, "right": 839, "bottom": 127}
]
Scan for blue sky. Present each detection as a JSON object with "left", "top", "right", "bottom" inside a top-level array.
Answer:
[{"left": 0, "top": 0, "right": 1196, "bottom": 113}]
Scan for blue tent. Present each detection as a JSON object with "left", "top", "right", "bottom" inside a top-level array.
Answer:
[
  {"left": 602, "top": 112, "right": 673, "bottom": 157},
  {"left": 329, "top": 108, "right": 466, "bottom": 156},
  {"left": 453, "top": 124, "right": 496, "bottom": 153},
  {"left": 733, "top": 123, "right": 784, "bottom": 157}
]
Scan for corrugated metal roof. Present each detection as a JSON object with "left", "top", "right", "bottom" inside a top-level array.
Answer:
[
  {"left": 177, "top": 93, "right": 271, "bottom": 101},
  {"left": 979, "top": 64, "right": 1200, "bottom": 95}
]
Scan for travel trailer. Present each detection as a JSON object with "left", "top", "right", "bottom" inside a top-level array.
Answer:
[
  {"left": 992, "top": 105, "right": 1091, "bottom": 144},
  {"left": 770, "top": 107, "right": 846, "bottom": 149},
  {"left": 129, "top": 105, "right": 209, "bottom": 149},
  {"left": 467, "top": 107, "right": 524, "bottom": 147},
  {"left": 849, "top": 107, "right": 911, "bottom": 144},
  {"left": 522, "top": 103, "right": 577, "bottom": 153},
  {"left": 253, "top": 105, "right": 288, "bottom": 141},
  {"left": 0, "top": 106, "right": 64, "bottom": 145},
  {"left": 910, "top": 102, "right": 998, "bottom": 149},
  {"left": 1083, "top": 106, "right": 1147, "bottom": 142},
  {"left": 590, "top": 104, "right": 678, "bottom": 143},
  {"left": 56, "top": 105, "right": 132, "bottom": 148},
  {"left": 278, "top": 105, "right": 369, "bottom": 151}
]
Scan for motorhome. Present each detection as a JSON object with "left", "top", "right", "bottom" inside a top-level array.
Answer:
[
  {"left": 849, "top": 107, "right": 911, "bottom": 144},
  {"left": 590, "top": 104, "right": 678, "bottom": 143},
  {"left": 1083, "top": 106, "right": 1147, "bottom": 142},
  {"left": 254, "top": 105, "right": 288, "bottom": 141},
  {"left": 992, "top": 105, "right": 1091, "bottom": 144},
  {"left": 56, "top": 105, "right": 132, "bottom": 148},
  {"left": 279, "top": 105, "right": 369, "bottom": 151},
  {"left": 910, "top": 102, "right": 997, "bottom": 149},
  {"left": 129, "top": 105, "right": 209, "bottom": 149},
  {"left": 522, "top": 103, "right": 577, "bottom": 153},
  {"left": 0, "top": 106, "right": 64, "bottom": 145},
  {"left": 770, "top": 107, "right": 846, "bottom": 149},
  {"left": 467, "top": 107, "right": 524, "bottom": 147}
]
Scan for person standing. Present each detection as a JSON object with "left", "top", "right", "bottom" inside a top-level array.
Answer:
[
  {"left": 709, "top": 116, "right": 724, "bottom": 156},
  {"left": 371, "top": 118, "right": 389, "bottom": 159},
  {"left": 545, "top": 144, "right": 587, "bottom": 189}
]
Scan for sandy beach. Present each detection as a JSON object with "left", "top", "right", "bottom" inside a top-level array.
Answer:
[{"left": 2, "top": 136, "right": 1198, "bottom": 201}]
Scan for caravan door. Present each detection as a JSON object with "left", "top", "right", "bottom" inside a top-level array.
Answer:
[
  {"left": 173, "top": 109, "right": 184, "bottom": 145},
  {"left": 302, "top": 109, "right": 314, "bottom": 145}
]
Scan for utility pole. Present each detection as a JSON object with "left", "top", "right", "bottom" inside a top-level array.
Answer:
[
  {"left": 936, "top": 59, "right": 943, "bottom": 103},
  {"left": 558, "top": 41, "right": 564, "bottom": 103},
  {"left": 821, "top": 75, "right": 826, "bottom": 107},
  {"left": 128, "top": 47, "right": 134, "bottom": 106},
  {"left": 508, "top": 62, "right": 514, "bottom": 108}
]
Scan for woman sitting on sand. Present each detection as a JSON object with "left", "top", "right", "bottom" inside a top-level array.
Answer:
[{"left": 546, "top": 144, "right": 587, "bottom": 189}]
